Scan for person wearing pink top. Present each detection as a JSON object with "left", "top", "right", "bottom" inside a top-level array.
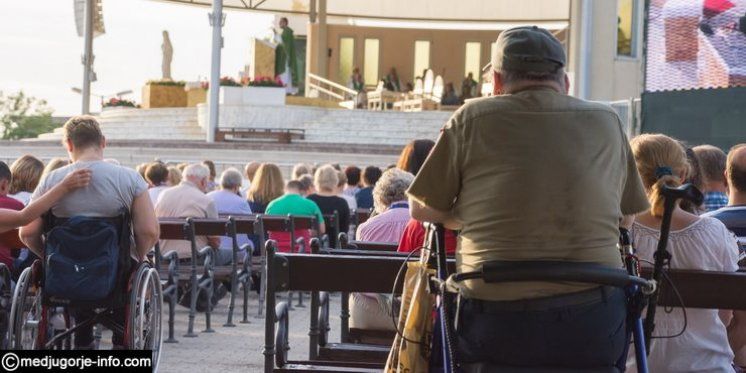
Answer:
[
  {"left": 356, "top": 169, "right": 414, "bottom": 243},
  {"left": 350, "top": 169, "right": 414, "bottom": 331}
]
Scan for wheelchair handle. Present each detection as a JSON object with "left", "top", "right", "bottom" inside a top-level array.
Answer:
[{"left": 450, "top": 260, "right": 655, "bottom": 294}]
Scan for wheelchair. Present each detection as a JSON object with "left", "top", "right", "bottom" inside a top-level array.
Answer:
[
  {"left": 425, "top": 184, "right": 702, "bottom": 373},
  {"left": 6, "top": 213, "right": 163, "bottom": 369},
  {"left": 0, "top": 263, "right": 12, "bottom": 349}
]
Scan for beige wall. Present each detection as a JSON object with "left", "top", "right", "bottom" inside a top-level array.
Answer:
[
  {"left": 309, "top": 23, "right": 502, "bottom": 90},
  {"left": 568, "top": 0, "right": 644, "bottom": 101}
]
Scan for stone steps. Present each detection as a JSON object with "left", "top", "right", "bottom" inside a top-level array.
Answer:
[{"left": 37, "top": 105, "right": 453, "bottom": 146}]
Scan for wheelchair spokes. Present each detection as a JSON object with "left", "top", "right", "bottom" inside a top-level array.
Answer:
[
  {"left": 9, "top": 267, "right": 42, "bottom": 350},
  {"left": 129, "top": 266, "right": 163, "bottom": 370}
]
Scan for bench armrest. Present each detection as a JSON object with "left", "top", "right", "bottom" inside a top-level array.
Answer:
[
  {"left": 318, "top": 291, "right": 330, "bottom": 347},
  {"left": 275, "top": 301, "right": 290, "bottom": 367}
]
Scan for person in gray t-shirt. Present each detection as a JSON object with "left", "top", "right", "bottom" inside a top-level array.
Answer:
[
  {"left": 20, "top": 115, "right": 160, "bottom": 349},
  {"left": 21, "top": 116, "right": 159, "bottom": 261},
  {"left": 31, "top": 160, "right": 147, "bottom": 218}
]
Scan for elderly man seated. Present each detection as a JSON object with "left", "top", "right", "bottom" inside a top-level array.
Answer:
[
  {"left": 207, "top": 168, "right": 254, "bottom": 256},
  {"left": 155, "top": 163, "right": 232, "bottom": 266},
  {"left": 156, "top": 163, "right": 232, "bottom": 309}
]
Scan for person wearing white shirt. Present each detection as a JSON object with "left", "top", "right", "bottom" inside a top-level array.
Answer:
[
  {"left": 627, "top": 134, "right": 746, "bottom": 372},
  {"left": 145, "top": 162, "right": 171, "bottom": 204}
]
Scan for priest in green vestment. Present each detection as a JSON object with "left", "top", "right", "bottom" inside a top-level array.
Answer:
[{"left": 275, "top": 17, "right": 299, "bottom": 94}]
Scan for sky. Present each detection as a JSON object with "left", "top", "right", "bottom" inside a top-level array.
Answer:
[{"left": 0, "top": 0, "right": 274, "bottom": 115}]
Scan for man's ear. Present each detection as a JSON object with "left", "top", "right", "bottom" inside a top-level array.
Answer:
[
  {"left": 64, "top": 138, "right": 74, "bottom": 153},
  {"left": 564, "top": 73, "right": 570, "bottom": 94},
  {"left": 492, "top": 70, "right": 503, "bottom": 96},
  {"left": 100, "top": 136, "right": 107, "bottom": 150}
]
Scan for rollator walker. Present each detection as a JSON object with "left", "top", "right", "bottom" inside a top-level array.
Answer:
[
  {"left": 7, "top": 211, "right": 163, "bottom": 370},
  {"left": 427, "top": 184, "right": 702, "bottom": 373}
]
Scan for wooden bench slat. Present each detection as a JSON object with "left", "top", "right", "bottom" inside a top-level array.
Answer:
[
  {"left": 191, "top": 218, "right": 230, "bottom": 236},
  {"left": 158, "top": 220, "right": 189, "bottom": 240},
  {"left": 345, "top": 241, "right": 398, "bottom": 251},
  {"left": 278, "top": 362, "right": 381, "bottom": 372},
  {"left": 317, "top": 343, "right": 389, "bottom": 363}
]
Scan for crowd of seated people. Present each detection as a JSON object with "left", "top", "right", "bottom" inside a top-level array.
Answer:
[{"left": 0, "top": 110, "right": 743, "bottom": 367}]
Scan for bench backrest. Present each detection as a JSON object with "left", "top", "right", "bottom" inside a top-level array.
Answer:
[
  {"left": 191, "top": 218, "right": 231, "bottom": 237},
  {"left": 354, "top": 209, "right": 371, "bottom": 226},
  {"left": 290, "top": 215, "right": 319, "bottom": 231},
  {"left": 233, "top": 216, "right": 259, "bottom": 235},
  {"left": 158, "top": 219, "right": 190, "bottom": 241},
  {"left": 345, "top": 241, "right": 398, "bottom": 252},
  {"left": 259, "top": 215, "right": 290, "bottom": 232},
  {"left": 268, "top": 250, "right": 746, "bottom": 310}
]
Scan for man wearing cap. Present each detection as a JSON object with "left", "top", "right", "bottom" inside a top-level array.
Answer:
[{"left": 407, "top": 26, "right": 649, "bottom": 369}]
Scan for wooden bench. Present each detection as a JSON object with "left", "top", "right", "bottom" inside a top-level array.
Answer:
[
  {"left": 215, "top": 127, "right": 305, "bottom": 144},
  {"left": 154, "top": 217, "right": 254, "bottom": 338},
  {"left": 321, "top": 211, "right": 340, "bottom": 249},
  {"left": 264, "top": 247, "right": 419, "bottom": 372},
  {"left": 325, "top": 235, "right": 400, "bottom": 345},
  {"left": 254, "top": 214, "right": 322, "bottom": 316},
  {"left": 264, "top": 247, "right": 746, "bottom": 372},
  {"left": 338, "top": 233, "right": 398, "bottom": 252},
  {"left": 190, "top": 217, "right": 253, "bottom": 328},
  {"left": 152, "top": 220, "right": 185, "bottom": 343}
]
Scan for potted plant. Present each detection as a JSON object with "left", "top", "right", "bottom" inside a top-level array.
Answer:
[
  {"left": 242, "top": 76, "right": 286, "bottom": 106},
  {"left": 217, "top": 76, "right": 245, "bottom": 105},
  {"left": 102, "top": 97, "right": 138, "bottom": 110}
]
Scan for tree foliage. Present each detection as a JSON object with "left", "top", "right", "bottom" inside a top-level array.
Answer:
[{"left": 0, "top": 91, "right": 58, "bottom": 140}]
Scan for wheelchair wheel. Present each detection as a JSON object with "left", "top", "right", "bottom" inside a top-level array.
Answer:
[
  {"left": 8, "top": 267, "right": 43, "bottom": 350},
  {"left": 0, "top": 263, "right": 12, "bottom": 349},
  {"left": 128, "top": 264, "right": 163, "bottom": 370}
]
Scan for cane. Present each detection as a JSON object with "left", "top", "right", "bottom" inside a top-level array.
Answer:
[{"left": 425, "top": 223, "right": 457, "bottom": 372}]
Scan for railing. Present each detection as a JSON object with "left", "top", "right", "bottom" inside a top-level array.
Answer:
[{"left": 306, "top": 73, "right": 358, "bottom": 102}]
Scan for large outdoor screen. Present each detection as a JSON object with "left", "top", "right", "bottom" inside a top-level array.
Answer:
[{"left": 645, "top": 0, "right": 746, "bottom": 92}]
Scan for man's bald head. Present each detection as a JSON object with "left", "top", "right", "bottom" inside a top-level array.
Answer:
[{"left": 726, "top": 144, "right": 746, "bottom": 193}]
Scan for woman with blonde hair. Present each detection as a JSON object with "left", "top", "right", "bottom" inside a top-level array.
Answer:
[
  {"left": 246, "top": 163, "right": 284, "bottom": 213},
  {"left": 42, "top": 158, "right": 69, "bottom": 177},
  {"left": 9, "top": 155, "right": 44, "bottom": 205},
  {"left": 166, "top": 166, "right": 182, "bottom": 186},
  {"left": 627, "top": 134, "right": 745, "bottom": 372},
  {"left": 307, "top": 165, "right": 350, "bottom": 247}
]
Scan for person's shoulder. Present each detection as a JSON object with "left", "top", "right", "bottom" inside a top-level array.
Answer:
[{"left": 698, "top": 215, "right": 732, "bottom": 231}]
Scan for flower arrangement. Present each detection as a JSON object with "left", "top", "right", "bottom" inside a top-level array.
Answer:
[
  {"left": 248, "top": 76, "right": 284, "bottom": 88},
  {"left": 103, "top": 97, "right": 138, "bottom": 108},
  {"left": 146, "top": 80, "right": 186, "bottom": 87},
  {"left": 219, "top": 76, "right": 241, "bottom": 87},
  {"left": 199, "top": 76, "right": 284, "bottom": 89}
]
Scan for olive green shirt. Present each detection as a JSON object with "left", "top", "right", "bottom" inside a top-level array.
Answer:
[{"left": 407, "top": 88, "right": 649, "bottom": 301}]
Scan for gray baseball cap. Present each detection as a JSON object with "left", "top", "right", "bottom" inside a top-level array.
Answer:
[{"left": 483, "top": 26, "right": 566, "bottom": 73}]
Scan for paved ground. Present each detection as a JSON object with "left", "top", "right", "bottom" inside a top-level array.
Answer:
[{"left": 157, "top": 291, "right": 342, "bottom": 373}]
